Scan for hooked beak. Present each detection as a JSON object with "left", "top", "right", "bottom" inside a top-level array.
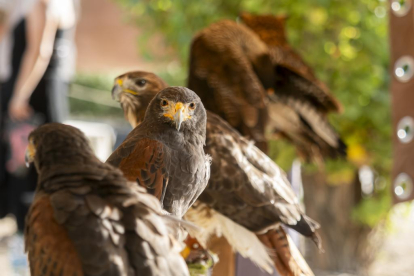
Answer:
[
  {"left": 174, "top": 102, "right": 185, "bottom": 131},
  {"left": 111, "top": 79, "right": 123, "bottom": 101},
  {"left": 25, "top": 147, "right": 33, "bottom": 168},
  {"left": 112, "top": 78, "right": 139, "bottom": 101}
]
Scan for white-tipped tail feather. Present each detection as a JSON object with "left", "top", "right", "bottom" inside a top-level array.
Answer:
[
  {"left": 286, "top": 234, "right": 314, "bottom": 276},
  {"left": 184, "top": 202, "right": 274, "bottom": 274}
]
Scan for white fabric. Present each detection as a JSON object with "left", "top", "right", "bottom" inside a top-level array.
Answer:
[
  {"left": 0, "top": 0, "right": 38, "bottom": 82},
  {"left": 47, "top": 0, "right": 77, "bottom": 28},
  {"left": 49, "top": 0, "right": 78, "bottom": 81},
  {"left": 0, "top": 0, "right": 78, "bottom": 83}
]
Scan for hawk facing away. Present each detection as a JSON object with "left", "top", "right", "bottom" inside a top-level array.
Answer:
[
  {"left": 25, "top": 123, "right": 189, "bottom": 276},
  {"left": 188, "top": 16, "right": 346, "bottom": 161},
  {"left": 112, "top": 71, "right": 320, "bottom": 276},
  {"left": 107, "top": 86, "right": 211, "bottom": 219}
]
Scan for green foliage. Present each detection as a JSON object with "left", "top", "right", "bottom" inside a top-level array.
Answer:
[
  {"left": 268, "top": 139, "right": 297, "bottom": 172},
  {"left": 352, "top": 184, "right": 392, "bottom": 227},
  {"left": 69, "top": 73, "right": 124, "bottom": 119},
  {"left": 115, "top": 0, "right": 392, "bottom": 225},
  {"left": 73, "top": 73, "right": 114, "bottom": 91}
]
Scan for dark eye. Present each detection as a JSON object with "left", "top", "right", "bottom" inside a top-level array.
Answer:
[
  {"left": 189, "top": 102, "right": 196, "bottom": 110},
  {"left": 136, "top": 79, "right": 146, "bottom": 87},
  {"left": 161, "top": 99, "right": 168, "bottom": 107}
]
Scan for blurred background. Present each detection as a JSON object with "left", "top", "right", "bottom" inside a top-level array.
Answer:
[{"left": 1, "top": 0, "right": 413, "bottom": 275}]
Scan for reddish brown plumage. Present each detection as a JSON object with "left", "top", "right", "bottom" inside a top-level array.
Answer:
[
  {"left": 111, "top": 71, "right": 320, "bottom": 276},
  {"left": 26, "top": 194, "right": 83, "bottom": 276},
  {"left": 107, "top": 87, "right": 210, "bottom": 218},
  {"left": 258, "top": 228, "right": 315, "bottom": 276},
  {"left": 188, "top": 15, "right": 346, "bottom": 161},
  {"left": 118, "top": 138, "right": 167, "bottom": 201},
  {"left": 25, "top": 123, "right": 190, "bottom": 276}
]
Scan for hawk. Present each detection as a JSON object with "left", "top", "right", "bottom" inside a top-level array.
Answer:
[
  {"left": 25, "top": 123, "right": 189, "bottom": 276},
  {"left": 111, "top": 71, "right": 321, "bottom": 276},
  {"left": 188, "top": 16, "right": 346, "bottom": 161},
  {"left": 107, "top": 86, "right": 211, "bottom": 219}
]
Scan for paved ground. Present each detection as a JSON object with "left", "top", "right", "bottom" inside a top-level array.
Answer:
[
  {"left": 0, "top": 217, "right": 19, "bottom": 276},
  {"left": 0, "top": 203, "right": 413, "bottom": 276}
]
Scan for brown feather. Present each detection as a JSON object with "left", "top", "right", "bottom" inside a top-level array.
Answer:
[
  {"left": 109, "top": 72, "right": 321, "bottom": 276},
  {"left": 258, "top": 227, "right": 315, "bottom": 276},
  {"left": 25, "top": 194, "right": 84, "bottom": 276},
  {"left": 188, "top": 20, "right": 270, "bottom": 152},
  {"left": 118, "top": 138, "right": 167, "bottom": 200}
]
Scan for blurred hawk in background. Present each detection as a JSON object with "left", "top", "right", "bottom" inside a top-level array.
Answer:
[{"left": 188, "top": 14, "right": 346, "bottom": 161}]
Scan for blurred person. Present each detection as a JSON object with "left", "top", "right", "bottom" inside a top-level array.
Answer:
[
  {"left": 0, "top": 0, "right": 79, "bottom": 232},
  {"left": 0, "top": 0, "right": 35, "bottom": 226}
]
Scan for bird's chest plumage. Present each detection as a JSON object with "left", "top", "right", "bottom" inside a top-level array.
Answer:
[{"left": 163, "top": 143, "right": 209, "bottom": 217}]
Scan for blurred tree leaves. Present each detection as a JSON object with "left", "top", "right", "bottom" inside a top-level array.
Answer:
[{"left": 115, "top": 0, "right": 391, "bottom": 225}]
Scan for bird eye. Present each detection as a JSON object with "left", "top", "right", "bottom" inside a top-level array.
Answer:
[
  {"left": 189, "top": 102, "right": 196, "bottom": 110},
  {"left": 137, "top": 79, "right": 146, "bottom": 87},
  {"left": 161, "top": 99, "right": 169, "bottom": 107}
]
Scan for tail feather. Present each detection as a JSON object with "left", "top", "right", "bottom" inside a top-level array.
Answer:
[
  {"left": 257, "top": 227, "right": 315, "bottom": 276},
  {"left": 184, "top": 202, "right": 274, "bottom": 274},
  {"left": 268, "top": 94, "right": 347, "bottom": 160}
]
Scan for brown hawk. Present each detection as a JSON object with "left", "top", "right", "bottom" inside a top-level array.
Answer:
[
  {"left": 25, "top": 123, "right": 189, "bottom": 276},
  {"left": 111, "top": 71, "right": 321, "bottom": 276},
  {"left": 106, "top": 86, "right": 211, "bottom": 219},
  {"left": 188, "top": 16, "right": 346, "bottom": 161}
]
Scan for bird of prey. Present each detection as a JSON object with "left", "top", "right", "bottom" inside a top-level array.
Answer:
[
  {"left": 111, "top": 71, "right": 320, "bottom": 276},
  {"left": 188, "top": 16, "right": 346, "bottom": 161},
  {"left": 24, "top": 123, "right": 189, "bottom": 276},
  {"left": 107, "top": 86, "right": 211, "bottom": 219}
]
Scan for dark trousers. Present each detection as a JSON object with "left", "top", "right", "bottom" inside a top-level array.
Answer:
[{"left": 0, "top": 18, "right": 69, "bottom": 231}]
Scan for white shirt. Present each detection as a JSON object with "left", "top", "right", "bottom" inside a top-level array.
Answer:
[
  {"left": 0, "top": 0, "right": 38, "bottom": 82},
  {"left": 0, "top": 0, "right": 78, "bottom": 83}
]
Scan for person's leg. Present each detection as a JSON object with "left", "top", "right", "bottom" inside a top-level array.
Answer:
[
  {"left": 0, "top": 82, "right": 12, "bottom": 219},
  {"left": 0, "top": 18, "right": 27, "bottom": 222},
  {"left": 7, "top": 167, "right": 37, "bottom": 231}
]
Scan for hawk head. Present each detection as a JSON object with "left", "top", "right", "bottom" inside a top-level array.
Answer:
[
  {"left": 146, "top": 86, "right": 207, "bottom": 135},
  {"left": 112, "top": 71, "right": 168, "bottom": 128},
  {"left": 240, "top": 12, "right": 288, "bottom": 46},
  {"left": 26, "top": 123, "right": 94, "bottom": 172}
]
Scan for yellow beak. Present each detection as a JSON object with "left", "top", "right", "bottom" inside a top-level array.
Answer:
[
  {"left": 25, "top": 144, "right": 35, "bottom": 168},
  {"left": 112, "top": 78, "right": 138, "bottom": 100}
]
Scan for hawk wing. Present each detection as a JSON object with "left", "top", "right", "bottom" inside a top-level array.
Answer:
[
  {"left": 266, "top": 46, "right": 347, "bottom": 159},
  {"left": 188, "top": 20, "right": 273, "bottom": 152},
  {"left": 270, "top": 46, "right": 341, "bottom": 114},
  {"left": 122, "top": 185, "right": 189, "bottom": 276},
  {"left": 26, "top": 172, "right": 130, "bottom": 276},
  {"left": 239, "top": 12, "right": 341, "bottom": 115},
  {"left": 25, "top": 194, "right": 84, "bottom": 276},
  {"left": 26, "top": 166, "right": 188, "bottom": 276},
  {"left": 106, "top": 133, "right": 169, "bottom": 203},
  {"left": 200, "top": 112, "right": 319, "bottom": 237},
  {"left": 240, "top": 15, "right": 346, "bottom": 159}
]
